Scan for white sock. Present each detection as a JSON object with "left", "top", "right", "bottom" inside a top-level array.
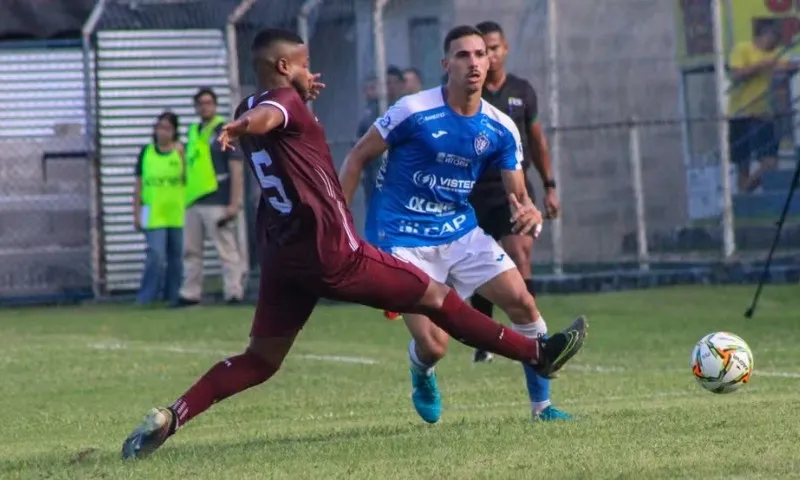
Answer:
[
  {"left": 408, "top": 339, "right": 436, "bottom": 376},
  {"left": 533, "top": 400, "right": 552, "bottom": 414},
  {"left": 511, "top": 316, "right": 547, "bottom": 339}
]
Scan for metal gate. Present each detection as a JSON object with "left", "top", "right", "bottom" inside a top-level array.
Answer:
[
  {"left": 95, "top": 30, "right": 233, "bottom": 292},
  {"left": 0, "top": 41, "right": 93, "bottom": 302}
]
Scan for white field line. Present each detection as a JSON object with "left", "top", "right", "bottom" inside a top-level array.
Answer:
[
  {"left": 86, "top": 342, "right": 379, "bottom": 365},
  {"left": 86, "top": 341, "right": 800, "bottom": 378},
  {"left": 565, "top": 363, "right": 800, "bottom": 379}
]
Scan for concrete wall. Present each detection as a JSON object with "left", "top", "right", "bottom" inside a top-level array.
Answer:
[
  {"left": 309, "top": 0, "right": 690, "bottom": 263},
  {"left": 0, "top": 135, "right": 92, "bottom": 296}
]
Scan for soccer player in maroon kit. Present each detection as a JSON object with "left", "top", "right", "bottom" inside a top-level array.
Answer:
[{"left": 120, "top": 28, "right": 587, "bottom": 460}]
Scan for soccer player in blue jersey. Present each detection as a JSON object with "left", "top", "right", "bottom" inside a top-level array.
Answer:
[{"left": 340, "top": 25, "right": 582, "bottom": 423}]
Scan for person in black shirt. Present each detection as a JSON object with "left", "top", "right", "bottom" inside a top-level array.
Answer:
[{"left": 468, "top": 21, "right": 568, "bottom": 421}]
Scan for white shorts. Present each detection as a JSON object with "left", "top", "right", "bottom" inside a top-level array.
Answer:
[{"left": 390, "top": 227, "right": 516, "bottom": 299}]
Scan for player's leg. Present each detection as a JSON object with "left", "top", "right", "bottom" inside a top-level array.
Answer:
[
  {"left": 729, "top": 118, "right": 753, "bottom": 192},
  {"left": 121, "top": 263, "right": 317, "bottom": 460},
  {"left": 748, "top": 119, "right": 779, "bottom": 191},
  {"left": 136, "top": 228, "right": 167, "bottom": 305},
  {"left": 163, "top": 227, "right": 184, "bottom": 305},
  {"left": 453, "top": 229, "right": 576, "bottom": 420},
  {"left": 404, "top": 313, "right": 448, "bottom": 423},
  {"left": 499, "top": 233, "right": 563, "bottom": 418},
  {"left": 177, "top": 205, "right": 205, "bottom": 305},
  {"left": 325, "top": 242, "right": 586, "bottom": 376},
  {"left": 391, "top": 245, "right": 451, "bottom": 423}
]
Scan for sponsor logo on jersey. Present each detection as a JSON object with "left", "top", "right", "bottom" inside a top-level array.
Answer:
[
  {"left": 379, "top": 114, "right": 391, "bottom": 128},
  {"left": 481, "top": 118, "right": 504, "bottom": 136},
  {"left": 405, "top": 196, "right": 456, "bottom": 216},
  {"left": 415, "top": 111, "right": 446, "bottom": 125},
  {"left": 411, "top": 171, "right": 475, "bottom": 193},
  {"left": 398, "top": 214, "right": 468, "bottom": 237},
  {"left": 435, "top": 152, "right": 470, "bottom": 168},
  {"left": 474, "top": 132, "right": 490, "bottom": 155},
  {"left": 412, "top": 171, "right": 437, "bottom": 189},
  {"left": 508, "top": 97, "right": 523, "bottom": 107}
]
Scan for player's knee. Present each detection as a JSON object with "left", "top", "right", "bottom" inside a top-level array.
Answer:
[
  {"left": 414, "top": 279, "right": 452, "bottom": 312},
  {"left": 506, "top": 289, "right": 540, "bottom": 325},
  {"left": 506, "top": 244, "right": 531, "bottom": 270},
  {"left": 416, "top": 331, "right": 448, "bottom": 361},
  {"left": 247, "top": 336, "right": 296, "bottom": 371}
]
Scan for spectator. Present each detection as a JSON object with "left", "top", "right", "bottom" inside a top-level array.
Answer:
[
  {"left": 728, "top": 19, "right": 797, "bottom": 192},
  {"left": 133, "top": 111, "right": 185, "bottom": 306},
  {"left": 403, "top": 67, "right": 424, "bottom": 95},
  {"left": 357, "top": 67, "right": 405, "bottom": 207},
  {"left": 177, "top": 87, "right": 245, "bottom": 306}
]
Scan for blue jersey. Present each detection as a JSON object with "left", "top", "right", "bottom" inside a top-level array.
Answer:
[{"left": 365, "top": 87, "right": 523, "bottom": 249}]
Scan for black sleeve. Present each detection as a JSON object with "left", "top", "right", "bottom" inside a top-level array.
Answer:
[
  {"left": 134, "top": 145, "right": 146, "bottom": 176},
  {"left": 523, "top": 81, "right": 539, "bottom": 126}
]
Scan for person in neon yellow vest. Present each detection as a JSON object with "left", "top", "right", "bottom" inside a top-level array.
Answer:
[
  {"left": 176, "top": 88, "right": 246, "bottom": 306},
  {"left": 133, "top": 112, "right": 186, "bottom": 305}
]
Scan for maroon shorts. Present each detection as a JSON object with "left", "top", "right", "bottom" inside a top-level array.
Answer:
[{"left": 250, "top": 240, "right": 430, "bottom": 338}]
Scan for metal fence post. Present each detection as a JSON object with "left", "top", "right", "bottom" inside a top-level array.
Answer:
[
  {"left": 712, "top": 0, "right": 736, "bottom": 259},
  {"left": 81, "top": 0, "right": 109, "bottom": 299},
  {"left": 226, "top": 0, "right": 259, "bottom": 109},
  {"left": 547, "top": 0, "right": 564, "bottom": 275},
  {"left": 374, "top": 0, "right": 392, "bottom": 116},
  {"left": 628, "top": 117, "right": 649, "bottom": 271},
  {"left": 299, "top": 0, "right": 326, "bottom": 112}
]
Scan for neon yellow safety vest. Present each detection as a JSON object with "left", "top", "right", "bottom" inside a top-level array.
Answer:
[
  {"left": 140, "top": 144, "right": 185, "bottom": 229},
  {"left": 185, "top": 116, "right": 224, "bottom": 206}
]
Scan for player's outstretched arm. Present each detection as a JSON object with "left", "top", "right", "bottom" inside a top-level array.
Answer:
[
  {"left": 218, "top": 104, "right": 286, "bottom": 151},
  {"left": 501, "top": 169, "right": 543, "bottom": 237},
  {"left": 339, "top": 126, "right": 388, "bottom": 206}
]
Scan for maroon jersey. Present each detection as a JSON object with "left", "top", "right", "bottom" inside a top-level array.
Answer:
[{"left": 235, "top": 87, "right": 360, "bottom": 269}]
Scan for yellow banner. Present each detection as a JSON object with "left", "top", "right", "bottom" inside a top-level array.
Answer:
[{"left": 675, "top": 0, "right": 800, "bottom": 70}]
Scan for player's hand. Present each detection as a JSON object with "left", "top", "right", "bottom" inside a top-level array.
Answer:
[
  {"left": 544, "top": 188, "right": 560, "bottom": 219},
  {"left": 306, "top": 73, "right": 326, "bottom": 101},
  {"left": 508, "top": 193, "right": 543, "bottom": 237},
  {"left": 133, "top": 216, "right": 142, "bottom": 232},
  {"left": 218, "top": 118, "right": 250, "bottom": 151}
]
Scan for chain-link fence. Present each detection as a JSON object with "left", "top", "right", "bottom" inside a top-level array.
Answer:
[
  {"left": 0, "top": 40, "right": 96, "bottom": 304},
  {"left": 87, "top": 0, "right": 250, "bottom": 295},
  {"left": 7, "top": 0, "right": 798, "bottom": 304}
]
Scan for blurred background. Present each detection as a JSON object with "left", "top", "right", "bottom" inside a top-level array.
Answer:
[{"left": 1, "top": 0, "right": 798, "bottom": 306}]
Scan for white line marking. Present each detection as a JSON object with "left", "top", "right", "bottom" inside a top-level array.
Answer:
[
  {"left": 87, "top": 342, "right": 379, "bottom": 365},
  {"left": 85, "top": 342, "right": 800, "bottom": 377},
  {"left": 567, "top": 363, "right": 800, "bottom": 379}
]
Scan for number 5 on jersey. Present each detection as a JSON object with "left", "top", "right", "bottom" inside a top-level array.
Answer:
[{"left": 250, "top": 150, "right": 293, "bottom": 214}]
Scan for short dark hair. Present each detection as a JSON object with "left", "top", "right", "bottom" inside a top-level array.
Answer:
[
  {"left": 754, "top": 19, "right": 780, "bottom": 38},
  {"left": 251, "top": 28, "right": 304, "bottom": 52},
  {"left": 153, "top": 110, "right": 179, "bottom": 143},
  {"left": 193, "top": 87, "right": 217, "bottom": 104},
  {"left": 476, "top": 21, "right": 504, "bottom": 36},
  {"left": 403, "top": 67, "right": 423, "bottom": 82},
  {"left": 386, "top": 65, "right": 404, "bottom": 82},
  {"left": 443, "top": 25, "right": 484, "bottom": 54}
]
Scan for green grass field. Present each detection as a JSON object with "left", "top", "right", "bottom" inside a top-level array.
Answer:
[{"left": 2, "top": 285, "right": 800, "bottom": 479}]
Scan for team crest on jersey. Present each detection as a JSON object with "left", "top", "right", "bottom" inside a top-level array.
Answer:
[{"left": 474, "top": 132, "right": 490, "bottom": 155}]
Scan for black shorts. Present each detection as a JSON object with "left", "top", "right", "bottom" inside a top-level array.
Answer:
[
  {"left": 729, "top": 118, "right": 779, "bottom": 174},
  {"left": 472, "top": 179, "right": 535, "bottom": 241}
]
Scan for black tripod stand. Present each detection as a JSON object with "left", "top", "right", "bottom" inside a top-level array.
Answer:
[{"left": 745, "top": 150, "right": 800, "bottom": 318}]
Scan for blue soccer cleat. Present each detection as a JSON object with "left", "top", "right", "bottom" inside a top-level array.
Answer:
[
  {"left": 410, "top": 368, "right": 442, "bottom": 424},
  {"left": 120, "top": 407, "right": 174, "bottom": 460},
  {"left": 534, "top": 405, "right": 573, "bottom": 421}
]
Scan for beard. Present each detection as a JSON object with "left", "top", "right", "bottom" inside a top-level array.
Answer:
[{"left": 291, "top": 77, "right": 309, "bottom": 100}]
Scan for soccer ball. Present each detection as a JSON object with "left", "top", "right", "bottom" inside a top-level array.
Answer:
[{"left": 690, "top": 331, "right": 754, "bottom": 394}]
